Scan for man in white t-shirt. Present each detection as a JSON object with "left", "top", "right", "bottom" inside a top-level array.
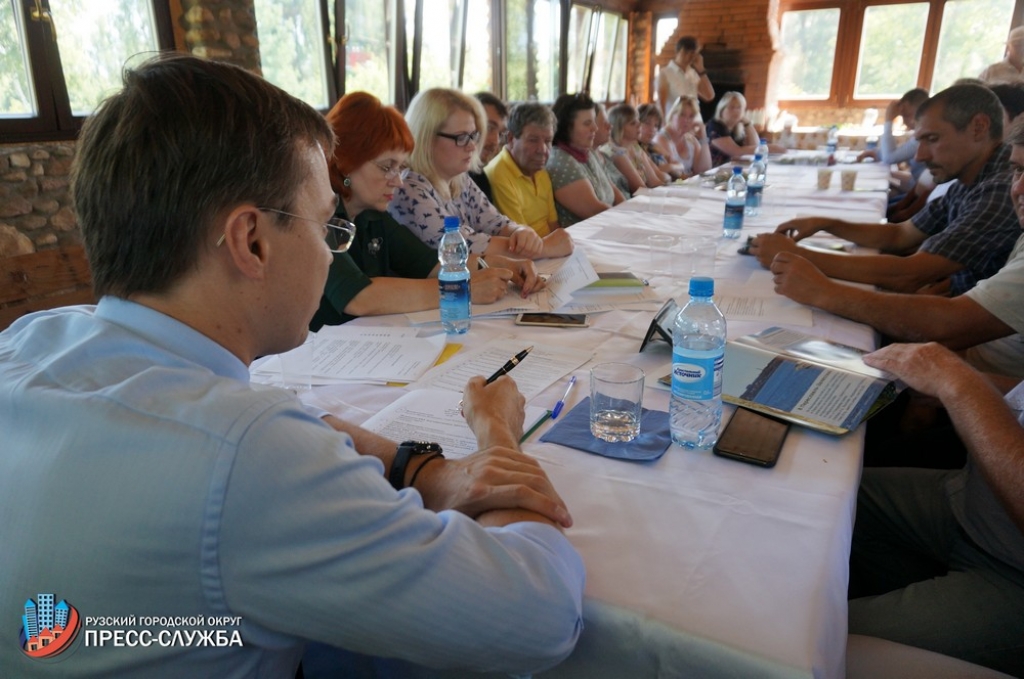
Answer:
[
  {"left": 656, "top": 36, "right": 714, "bottom": 116},
  {"left": 850, "top": 341, "right": 1024, "bottom": 676}
]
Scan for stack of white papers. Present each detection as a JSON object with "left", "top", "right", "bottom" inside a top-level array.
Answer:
[
  {"left": 250, "top": 326, "right": 447, "bottom": 386},
  {"left": 411, "top": 338, "right": 591, "bottom": 401},
  {"left": 361, "top": 388, "right": 550, "bottom": 459}
]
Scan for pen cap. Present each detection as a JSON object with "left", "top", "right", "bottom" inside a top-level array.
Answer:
[{"left": 443, "top": 216, "right": 460, "bottom": 232}]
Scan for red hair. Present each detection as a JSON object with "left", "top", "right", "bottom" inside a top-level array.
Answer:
[{"left": 325, "top": 92, "right": 415, "bottom": 198}]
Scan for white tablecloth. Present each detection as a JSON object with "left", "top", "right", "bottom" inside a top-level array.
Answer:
[{"left": 309, "top": 160, "right": 892, "bottom": 679}]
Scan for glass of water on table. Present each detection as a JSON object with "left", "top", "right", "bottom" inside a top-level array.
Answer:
[{"left": 589, "top": 363, "right": 645, "bottom": 442}]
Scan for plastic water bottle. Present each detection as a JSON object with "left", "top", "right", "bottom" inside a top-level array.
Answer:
[
  {"left": 745, "top": 154, "right": 766, "bottom": 216},
  {"left": 670, "top": 277, "right": 726, "bottom": 449},
  {"left": 826, "top": 125, "right": 839, "bottom": 154},
  {"left": 722, "top": 166, "right": 745, "bottom": 239},
  {"left": 755, "top": 138, "right": 770, "bottom": 169},
  {"left": 438, "top": 216, "right": 471, "bottom": 334}
]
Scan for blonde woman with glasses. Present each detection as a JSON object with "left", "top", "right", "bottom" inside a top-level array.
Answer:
[
  {"left": 389, "top": 88, "right": 573, "bottom": 260},
  {"left": 311, "top": 92, "right": 543, "bottom": 330}
]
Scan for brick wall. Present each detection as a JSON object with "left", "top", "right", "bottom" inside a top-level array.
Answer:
[{"left": 645, "top": 0, "right": 780, "bottom": 111}]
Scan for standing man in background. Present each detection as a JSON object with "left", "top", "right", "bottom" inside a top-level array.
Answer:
[{"left": 656, "top": 36, "right": 714, "bottom": 116}]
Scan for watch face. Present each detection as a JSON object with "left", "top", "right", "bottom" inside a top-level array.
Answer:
[{"left": 399, "top": 441, "right": 443, "bottom": 455}]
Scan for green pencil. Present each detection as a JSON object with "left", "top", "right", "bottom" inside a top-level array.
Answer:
[{"left": 520, "top": 410, "right": 552, "bottom": 444}]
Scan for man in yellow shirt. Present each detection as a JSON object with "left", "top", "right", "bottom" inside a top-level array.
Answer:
[{"left": 485, "top": 102, "right": 560, "bottom": 237}]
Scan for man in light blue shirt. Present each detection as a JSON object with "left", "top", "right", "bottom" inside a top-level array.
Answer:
[{"left": 0, "top": 54, "right": 583, "bottom": 678}]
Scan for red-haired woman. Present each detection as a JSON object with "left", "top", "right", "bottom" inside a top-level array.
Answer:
[{"left": 311, "top": 92, "right": 543, "bottom": 330}]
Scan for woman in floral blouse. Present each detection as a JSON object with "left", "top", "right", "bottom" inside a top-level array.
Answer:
[
  {"left": 388, "top": 88, "right": 573, "bottom": 259},
  {"left": 546, "top": 92, "right": 626, "bottom": 227},
  {"left": 601, "top": 103, "right": 666, "bottom": 193}
]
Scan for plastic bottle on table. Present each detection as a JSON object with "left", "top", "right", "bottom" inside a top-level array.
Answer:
[
  {"left": 722, "top": 166, "right": 746, "bottom": 239},
  {"left": 745, "top": 154, "right": 766, "bottom": 216},
  {"left": 670, "top": 277, "right": 726, "bottom": 449},
  {"left": 826, "top": 125, "right": 839, "bottom": 154},
  {"left": 755, "top": 138, "right": 770, "bottom": 171},
  {"left": 438, "top": 216, "right": 471, "bottom": 334}
]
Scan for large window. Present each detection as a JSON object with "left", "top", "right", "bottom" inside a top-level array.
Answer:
[
  {"left": 853, "top": 3, "right": 928, "bottom": 98},
  {"left": 566, "top": 4, "right": 627, "bottom": 101},
  {"left": 932, "top": 0, "right": 1017, "bottom": 90},
  {"left": 1, "top": 0, "right": 173, "bottom": 141},
  {"left": 253, "top": 0, "right": 332, "bottom": 109},
  {"left": 778, "top": 0, "right": 1021, "bottom": 107},
  {"left": 506, "top": 0, "right": 561, "bottom": 102},
  {"left": 778, "top": 8, "right": 841, "bottom": 99},
  {"left": 589, "top": 11, "right": 627, "bottom": 102},
  {"left": 341, "top": 0, "right": 399, "bottom": 103}
]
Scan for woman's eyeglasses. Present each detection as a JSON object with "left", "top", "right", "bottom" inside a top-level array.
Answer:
[
  {"left": 215, "top": 207, "right": 356, "bottom": 253},
  {"left": 375, "top": 161, "right": 410, "bottom": 181},
  {"left": 436, "top": 131, "right": 480, "bottom": 147}
]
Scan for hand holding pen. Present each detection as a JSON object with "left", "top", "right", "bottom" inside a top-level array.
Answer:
[
  {"left": 485, "top": 346, "right": 533, "bottom": 384},
  {"left": 461, "top": 346, "right": 533, "bottom": 417}
]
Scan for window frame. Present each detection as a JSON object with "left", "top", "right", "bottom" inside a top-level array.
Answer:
[
  {"left": 776, "top": 0, "right": 1024, "bottom": 111},
  {"left": 2, "top": 0, "right": 175, "bottom": 143}
]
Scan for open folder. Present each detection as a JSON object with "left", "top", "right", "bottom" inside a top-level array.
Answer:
[{"left": 721, "top": 327, "right": 901, "bottom": 435}]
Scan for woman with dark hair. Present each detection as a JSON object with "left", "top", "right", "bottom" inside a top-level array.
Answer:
[
  {"left": 311, "top": 92, "right": 542, "bottom": 330},
  {"left": 546, "top": 93, "right": 626, "bottom": 227}
]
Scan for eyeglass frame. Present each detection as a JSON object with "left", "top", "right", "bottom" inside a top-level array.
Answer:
[
  {"left": 374, "top": 161, "right": 411, "bottom": 181},
  {"left": 436, "top": 130, "right": 481, "bottom": 147},
  {"left": 214, "top": 206, "right": 356, "bottom": 254}
]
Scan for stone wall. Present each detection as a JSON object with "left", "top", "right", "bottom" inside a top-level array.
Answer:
[
  {"left": 0, "top": 0, "right": 260, "bottom": 258},
  {"left": 0, "top": 144, "right": 77, "bottom": 257}
]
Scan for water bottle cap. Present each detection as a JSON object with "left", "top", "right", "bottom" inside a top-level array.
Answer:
[
  {"left": 754, "top": 154, "right": 763, "bottom": 161},
  {"left": 732, "top": 166, "right": 742, "bottom": 174},
  {"left": 759, "top": 138, "right": 767, "bottom": 143},
  {"left": 443, "top": 216, "right": 460, "bottom": 231},
  {"left": 689, "top": 276, "right": 714, "bottom": 297}
]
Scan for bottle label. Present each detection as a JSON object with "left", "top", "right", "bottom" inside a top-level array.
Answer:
[
  {"left": 671, "top": 349, "right": 723, "bottom": 400},
  {"left": 746, "top": 185, "right": 763, "bottom": 207},
  {"left": 723, "top": 203, "right": 744, "bottom": 231}
]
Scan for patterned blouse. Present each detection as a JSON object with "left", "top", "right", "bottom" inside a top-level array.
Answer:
[
  {"left": 600, "top": 141, "right": 652, "bottom": 185},
  {"left": 546, "top": 146, "right": 617, "bottom": 228},
  {"left": 388, "top": 170, "right": 515, "bottom": 254}
]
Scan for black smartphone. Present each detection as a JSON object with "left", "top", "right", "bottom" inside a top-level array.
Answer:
[
  {"left": 515, "top": 312, "right": 590, "bottom": 328},
  {"left": 713, "top": 407, "right": 791, "bottom": 468}
]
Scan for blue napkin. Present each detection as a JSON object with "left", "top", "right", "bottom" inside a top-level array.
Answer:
[{"left": 540, "top": 397, "right": 672, "bottom": 461}]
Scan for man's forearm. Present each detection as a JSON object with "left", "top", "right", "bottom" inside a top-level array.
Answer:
[
  {"left": 807, "top": 285, "right": 1012, "bottom": 348},
  {"left": 939, "top": 364, "right": 1024, "bottom": 532}
]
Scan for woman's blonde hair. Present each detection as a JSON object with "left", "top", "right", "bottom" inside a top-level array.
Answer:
[
  {"left": 667, "top": 95, "right": 702, "bottom": 126},
  {"left": 405, "top": 88, "right": 486, "bottom": 201},
  {"left": 607, "top": 103, "right": 638, "bottom": 145},
  {"left": 714, "top": 91, "right": 747, "bottom": 123}
]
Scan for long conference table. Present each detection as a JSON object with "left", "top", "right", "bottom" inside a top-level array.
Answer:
[{"left": 304, "top": 157, "right": 892, "bottom": 679}]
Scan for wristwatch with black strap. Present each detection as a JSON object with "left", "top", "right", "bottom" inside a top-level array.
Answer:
[{"left": 389, "top": 440, "right": 444, "bottom": 490}]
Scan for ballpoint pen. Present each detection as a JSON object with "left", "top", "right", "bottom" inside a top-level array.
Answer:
[
  {"left": 550, "top": 375, "right": 576, "bottom": 419},
  {"left": 485, "top": 346, "right": 533, "bottom": 384}
]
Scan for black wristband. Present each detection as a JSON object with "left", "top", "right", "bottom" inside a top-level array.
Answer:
[
  {"left": 407, "top": 452, "right": 443, "bottom": 489},
  {"left": 389, "top": 441, "right": 444, "bottom": 490},
  {"left": 697, "top": 70, "right": 707, "bottom": 76}
]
